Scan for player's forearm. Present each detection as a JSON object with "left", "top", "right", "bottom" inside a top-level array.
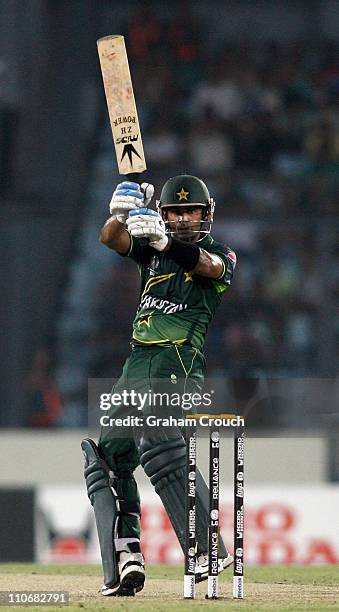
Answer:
[
  {"left": 193, "top": 248, "right": 223, "bottom": 279},
  {"left": 100, "top": 217, "right": 130, "bottom": 253},
  {"left": 165, "top": 238, "right": 223, "bottom": 279}
]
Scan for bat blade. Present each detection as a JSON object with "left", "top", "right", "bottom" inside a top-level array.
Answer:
[{"left": 97, "top": 35, "right": 146, "bottom": 176}]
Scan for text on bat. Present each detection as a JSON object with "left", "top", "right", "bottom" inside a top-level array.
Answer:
[
  {"left": 113, "top": 116, "right": 136, "bottom": 127},
  {"left": 116, "top": 135, "right": 139, "bottom": 144}
]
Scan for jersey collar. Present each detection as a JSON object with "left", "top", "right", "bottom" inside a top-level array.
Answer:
[{"left": 197, "top": 234, "right": 214, "bottom": 248}]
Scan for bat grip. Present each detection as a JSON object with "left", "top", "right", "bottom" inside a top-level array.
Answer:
[
  {"left": 125, "top": 172, "right": 141, "bottom": 184},
  {"left": 125, "top": 172, "right": 149, "bottom": 246}
]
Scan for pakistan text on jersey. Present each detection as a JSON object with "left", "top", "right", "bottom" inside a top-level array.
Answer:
[{"left": 139, "top": 295, "right": 188, "bottom": 314}]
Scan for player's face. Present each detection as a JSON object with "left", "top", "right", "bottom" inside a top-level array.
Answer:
[{"left": 165, "top": 206, "right": 204, "bottom": 242}]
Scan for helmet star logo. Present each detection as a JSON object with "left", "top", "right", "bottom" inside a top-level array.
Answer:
[{"left": 176, "top": 188, "right": 189, "bottom": 201}]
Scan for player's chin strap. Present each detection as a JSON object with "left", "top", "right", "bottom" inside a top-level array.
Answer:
[{"left": 81, "top": 439, "right": 119, "bottom": 588}]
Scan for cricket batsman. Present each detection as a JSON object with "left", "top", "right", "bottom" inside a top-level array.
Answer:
[{"left": 81, "top": 174, "right": 237, "bottom": 596}]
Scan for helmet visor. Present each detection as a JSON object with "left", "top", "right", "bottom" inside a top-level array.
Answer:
[
  {"left": 164, "top": 218, "right": 212, "bottom": 242},
  {"left": 158, "top": 200, "right": 214, "bottom": 242}
]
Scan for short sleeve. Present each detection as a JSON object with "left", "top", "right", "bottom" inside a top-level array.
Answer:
[{"left": 210, "top": 243, "right": 237, "bottom": 287}]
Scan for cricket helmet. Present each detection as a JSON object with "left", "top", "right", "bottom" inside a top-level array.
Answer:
[{"left": 156, "top": 174, "right": 215, "bottom": 241}]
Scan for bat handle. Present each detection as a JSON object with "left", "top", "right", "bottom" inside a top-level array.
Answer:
[
  {"left": 125, "top": 171, "right": 150, "bottom": 212},
  {"left": 125, "top": 172, "right": 141, "bottom": 185},
  {"left": 125, "top": 172, "right": 148, "bottom": 207},
  {"left": 125, "top": 172, "right": 150, "bottom": 246}
]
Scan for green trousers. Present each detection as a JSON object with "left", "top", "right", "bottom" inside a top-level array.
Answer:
[{"left": 98, "top": 344, "right": 206, "bottom": 541}]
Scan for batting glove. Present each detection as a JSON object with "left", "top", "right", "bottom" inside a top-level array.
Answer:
[
  {"left": 109, "top": 181, "right": 154, "bottom": 224},
  {"left": 140, "top": 182, "right": 154, "bottom": 207},
  {"left": 126, "top": 208, "right": 168, "bottom": 251}
]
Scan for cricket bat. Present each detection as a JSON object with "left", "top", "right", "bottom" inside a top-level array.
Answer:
[{"left": 97, "top": 35, "right": 146, "bottom": 178}]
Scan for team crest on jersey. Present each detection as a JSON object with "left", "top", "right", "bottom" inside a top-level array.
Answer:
[
  {"left": 226, "top": 249, "right": 237, "bottom": 267},
  {"left": 149, "top": 255, "right": 159, "bottom": 276}
]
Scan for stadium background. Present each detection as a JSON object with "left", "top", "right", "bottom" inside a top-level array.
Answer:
[{"left": 0, "top": 0, "right": 338, "bottom": 566}]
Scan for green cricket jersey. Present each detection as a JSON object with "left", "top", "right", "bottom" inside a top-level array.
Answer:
[{"left": 122, "top": 234, "right": 236, "bottom": 351}]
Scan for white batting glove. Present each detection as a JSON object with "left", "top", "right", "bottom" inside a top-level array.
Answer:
[
  {"left": 140, "top": 182, "right": 154, "bottom": 206},
  {"left": 126, "top": 208, "right": 168, "bottom": 251},
  {"left": 109, "top": 181, "right": 144, "bottom": 223}
]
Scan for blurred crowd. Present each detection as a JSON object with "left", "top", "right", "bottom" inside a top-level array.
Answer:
[{"left": 127, "top": 5, "right": 339, "bottom": 214}]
